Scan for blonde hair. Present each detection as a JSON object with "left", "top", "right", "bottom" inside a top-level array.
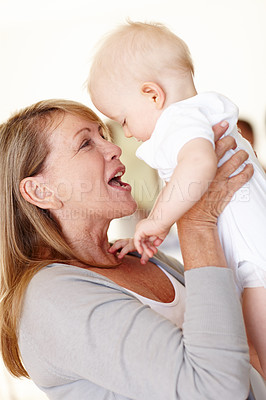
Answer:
[
  {"left": 89, "top": 21, "right": 194, "bottom": 91},
  {"left": 0, "top": 99, "right": 107, "bottom": 378}
]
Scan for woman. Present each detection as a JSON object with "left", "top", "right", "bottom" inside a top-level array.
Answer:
[{"left": 0, "top": 99, "right": 252, "bottom": 399}]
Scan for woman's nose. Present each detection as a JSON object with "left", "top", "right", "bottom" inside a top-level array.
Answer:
[{"left": 104, "top": 140, "right": 122, "bottom": 160}]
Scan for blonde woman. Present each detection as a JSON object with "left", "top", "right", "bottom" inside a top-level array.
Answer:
[{"left": 0, "top": 99, "right": 252, "bottom": 399}]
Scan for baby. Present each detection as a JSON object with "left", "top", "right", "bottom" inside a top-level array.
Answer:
[{"left": 88, "top": 21, "right": 266, "bottom": 377}]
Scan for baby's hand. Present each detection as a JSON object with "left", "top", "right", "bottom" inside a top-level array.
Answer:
[
  {"left": 108, "top": 238, "right": 152, "bottom": 264},
  {"left": 134, "top": 218, "right": 171, "bottom": 256},
  {"left": 109, "top": 238, "right": 135, "bottom": 258}
]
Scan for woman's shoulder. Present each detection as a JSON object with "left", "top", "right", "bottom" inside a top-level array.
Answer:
[
  {"left": 26, "top": 262, "right": 124, "bottom": 300},
  {"left": 20, "top": 263, "right": 135, "bottom": 343}
]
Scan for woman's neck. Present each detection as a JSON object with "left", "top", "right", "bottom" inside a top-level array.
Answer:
[{"left": 60, "top": 217, "right": 120, "bottom": 268}]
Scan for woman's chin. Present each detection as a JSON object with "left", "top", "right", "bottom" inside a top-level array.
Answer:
[{"left": 112, "top": 199, "right": 137, "bottom": 219}]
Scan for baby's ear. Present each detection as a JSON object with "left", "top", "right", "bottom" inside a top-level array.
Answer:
[
  {"left": 141, "top": 82, "right": 165, "bottom": 109},
  {"left": 20, "top": 177, "right": 62, "bottom": 210}
]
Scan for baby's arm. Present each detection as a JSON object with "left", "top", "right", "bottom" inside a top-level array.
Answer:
[
  {"left": 242, "top": 287, "right": 266, "bottom": 379},
  {"left": 134, "top": 138, "right": 217, "bottom": 254}
]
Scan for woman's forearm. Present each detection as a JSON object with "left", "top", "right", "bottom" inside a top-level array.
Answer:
[{"left": 178, "top": 222, "right": 227, "bottom": 270}]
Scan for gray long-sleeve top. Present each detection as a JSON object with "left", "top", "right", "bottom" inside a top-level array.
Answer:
[{"left": 18, "top": 251, "right": 250, "bottom": 399}]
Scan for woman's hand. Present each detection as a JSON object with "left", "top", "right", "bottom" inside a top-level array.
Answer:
[
  {"left": 178, "top": 121, "right": 254, "bottom": 230},
  {"left": 177, "top": 120, "right": 254, "bottom": 270}
]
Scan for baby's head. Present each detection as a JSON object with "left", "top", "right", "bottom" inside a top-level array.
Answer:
[{"left": 88, "top": 21, "right": 195, "bottom": 142}]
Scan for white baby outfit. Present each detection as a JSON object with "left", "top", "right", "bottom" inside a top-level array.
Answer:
[{"left": 136, "top": 92, "right": 266, "bottom": 295}]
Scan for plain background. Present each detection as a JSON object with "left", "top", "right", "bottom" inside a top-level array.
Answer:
[
  {"left": 0, "top": 0, "right": 265, "bottom": 398},
  {"left": 0, "top": 0, "right": 266, "bottom": 163}
]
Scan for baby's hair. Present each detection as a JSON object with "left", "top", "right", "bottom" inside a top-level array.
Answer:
[{"left": 88, "top": 20, "right": 194, "bottom": 92}]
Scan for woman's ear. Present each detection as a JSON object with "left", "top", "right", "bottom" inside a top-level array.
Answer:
[
  {"left": 141, "top": 82, "right": 166, "bottom": 109},
  {"left": 19, "top": 177, "right": 63, "bottom": 210}
]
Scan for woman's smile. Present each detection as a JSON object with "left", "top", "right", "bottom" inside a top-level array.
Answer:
[{"left": 107, "top": 166, "right": 131, "bottom": 191}]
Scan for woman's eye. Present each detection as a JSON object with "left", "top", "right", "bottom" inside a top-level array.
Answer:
[
  {"left": 79, "top": 139, "right": 91, "bottom": 150},
  {"left": 98, "top": 125, "right": 106, "bottom": 139}
]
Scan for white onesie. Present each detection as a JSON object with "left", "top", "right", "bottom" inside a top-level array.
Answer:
[{"left": 136, "top": 92, "right": 266, "bottom": 295}]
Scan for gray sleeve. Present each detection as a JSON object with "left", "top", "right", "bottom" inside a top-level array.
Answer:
[{"left": 20, "top": 266, "right": 250, "bottom": 400}]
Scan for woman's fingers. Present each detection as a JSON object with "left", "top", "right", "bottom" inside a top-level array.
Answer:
[
  {"left": 217, "top": 149, "right": 249, "bottom": 179},
  {"left": 225, "top": 163, "right": 254, "bottom": 198},
  {"left": 215, "top": 135, "right": 237, "bottom": 161},
  {"left": 212, "top": 120, "right": 229, "bottom": 142},
  {"left": 178, "top": 138, "right": 254, "bottom": 229},
  {"left": 206, "top": 152, "right": 254, "bottom": 216}
]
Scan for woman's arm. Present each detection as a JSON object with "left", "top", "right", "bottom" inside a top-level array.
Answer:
[
  {"left": 178, "top": 138, "right": 253, "bottom": 270},
  {"left": 242, "top": 287, "right": 266, "bottom": 379},
  {"left": 172, "top": 129, "right": 253, "bottom": 399}
]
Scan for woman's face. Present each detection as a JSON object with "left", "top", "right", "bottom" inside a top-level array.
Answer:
[{"left": 42, "top": 113, "right": 137, "bottom": 222}]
